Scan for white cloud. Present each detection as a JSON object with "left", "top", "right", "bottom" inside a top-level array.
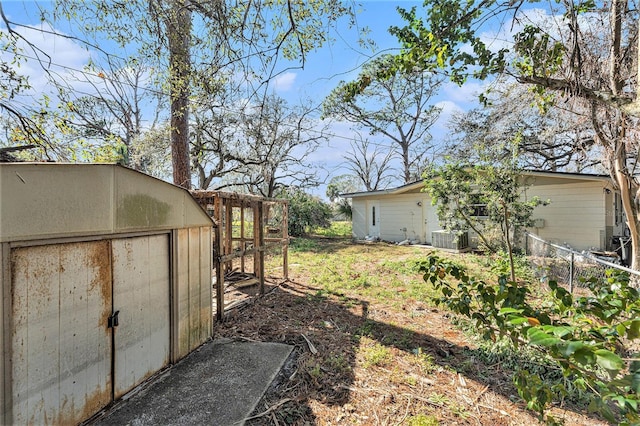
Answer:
[
  {"left": 272, "top": 72, "right": 297, "bottom": 92},
  {"left": 2, "top": 22, "right": 93, "bottom": 97},
  {"left": 441, "top": 81, "right": 484, "bottom": 104}
]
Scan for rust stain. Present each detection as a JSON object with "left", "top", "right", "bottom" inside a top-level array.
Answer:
[
  {"left": 52, "top": 384, "right": 111, "bottom": 425},
  {"left": 88, "top": 241, "right": 112, "bottom": 329}
]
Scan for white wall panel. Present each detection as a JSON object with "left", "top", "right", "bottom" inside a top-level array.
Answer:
[
  {"left": 112, "top": 235, "right": 170, "bottom": 399},
  {"left": 10, "top": 242, "right": 111, "bottom": 425}
]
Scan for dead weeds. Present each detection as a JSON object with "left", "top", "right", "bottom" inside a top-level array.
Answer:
[{"left": 213, "top": 238, "right": 607, "bottom": 426}]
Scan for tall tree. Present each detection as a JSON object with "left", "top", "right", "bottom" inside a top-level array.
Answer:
[
  {"left": 323, "top": 53, "right": 443, "bottom": 184},
  {"left": 165, "top": 0, "right": 192, "bottom": 187},
  {"left": 49, "top": 0, "right": 360, "bottom": 188},
  {"left": 379, "top": 1, "right": 640, "bottom": 269}
]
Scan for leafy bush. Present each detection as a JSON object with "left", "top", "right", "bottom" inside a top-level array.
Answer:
[
  {"left": 419, "top": 255, "right": 640, "bottom": 425},
  {"left": 278, "top": 187, "right": 332, "bottom": 237}
]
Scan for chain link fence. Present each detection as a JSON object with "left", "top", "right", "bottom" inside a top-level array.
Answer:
[{"left": 523, "top": 232, "right": 640, "bottom": 292}]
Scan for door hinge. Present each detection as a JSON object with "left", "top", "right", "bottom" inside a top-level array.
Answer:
[{"left": 108, "top": 310, "right": 120, "bottom": 328}]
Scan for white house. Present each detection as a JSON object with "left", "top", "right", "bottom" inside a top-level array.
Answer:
[{"left": 344, "top": 171, "right": 625, "bottom": 252}]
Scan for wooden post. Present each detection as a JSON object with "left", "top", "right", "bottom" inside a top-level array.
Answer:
[
  {"left": 240, "top": 202, "right": 245, "bottom": 273},
  {"left": 214, "top": 195, "right": 224, "bottom": 321},
  {"left": 224, "top": 198, "right": 233, "bottom": 273},
  {"left": 257, "top": 201, "right": 265, "bottom": 295},
  {"left": 283, "top": 200, "right": 289, "bottom": 281}
]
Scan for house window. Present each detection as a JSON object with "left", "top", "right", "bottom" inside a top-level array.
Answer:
[
  {"left": 470, "top": 193, "right": 488, "bottom": 218},
  {"left": 372, "top": 206, "right": 376, "bottom": 226}
]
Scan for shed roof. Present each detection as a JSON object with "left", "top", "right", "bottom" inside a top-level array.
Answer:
[
  {"left": 0, "top": 163, "right": 212, "bottom": 243},
  {"left": 342, "top": 170, "right": 613, "bottom": 198}
]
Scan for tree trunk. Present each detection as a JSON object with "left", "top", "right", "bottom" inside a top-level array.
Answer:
[
  {"left": 613, "top": 148, "right": 640, "bottom": 269},
  {"left": 167, "top": 0, "right": 192, "bottom": 189}
]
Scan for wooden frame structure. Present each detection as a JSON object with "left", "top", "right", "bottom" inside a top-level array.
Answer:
[{"left": 191, "top": 191, "right": 289, "bottom": 320}]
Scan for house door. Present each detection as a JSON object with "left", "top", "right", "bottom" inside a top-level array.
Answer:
[
  {"left": 422, "top": 199, "right": 439, "bottom": 244},
  {"left": 368, "top": 201, "right": 380, "bottom": 238},
  {"left": 9, "top": 235, "right": 171, "bottom": 424}
]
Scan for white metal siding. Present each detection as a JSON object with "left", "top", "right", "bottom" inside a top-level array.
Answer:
[
  {"left": 378, "top": 194, "right": 426, "bottom": 242},
  {"left": 0, "top": 243, "right": 4, "bottom": 423},
  {"left": 175, "top": 227, "right": 212, "bottom": 359},
  {"left": 422, "top": 199, "right": 440, "bottom": 244},
  {"left": 10, "top": 241, "right": 112, "bottom": 425},
  {"left": 112, "top": 235, "right": 170, "bottom": 399},
  {"left": 526, "top": 179, "right": 607, "bottom": 250}
]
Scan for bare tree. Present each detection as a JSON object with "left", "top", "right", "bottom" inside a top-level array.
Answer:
[
  {"left": 54, "top": 56, "right": 163, "bottom": 167},
  {"left": 189, "top": 75, "right": 248, "bottom": 190},
  {"left": 446, "top": 83, "right": 601, "bottom": 173},
  {"left": 343, "top": 134, "right": 395, "bottom": 191},
  {"left": 233, "top": 95, "right": 327, "bottom": 198}
]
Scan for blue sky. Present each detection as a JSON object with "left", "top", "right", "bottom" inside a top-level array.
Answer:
[{"left": 2, "top": 0, "right": 484, "bottom": 197}]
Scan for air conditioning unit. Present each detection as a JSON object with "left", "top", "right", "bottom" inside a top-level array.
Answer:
[{"left": 431, "top": 230, "right": 469, "bottom": 250}]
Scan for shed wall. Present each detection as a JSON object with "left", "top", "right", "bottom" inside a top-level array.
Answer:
[
  {"left": 0, "top": 244, "right": 4, "bottom": 421},
  {"left": 0, "top": 164, "right": 214, "bottom": 425},
  {"left": 174, "top": 226, "right": 212, "bottom": 360}
]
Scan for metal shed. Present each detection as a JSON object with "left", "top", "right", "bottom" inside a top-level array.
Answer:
[{"left": 0, "top": 163, "right": 213, "bottom": 425}]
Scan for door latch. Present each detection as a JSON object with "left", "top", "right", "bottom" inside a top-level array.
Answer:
[{"left": 108, "top": 310, "right": 120, "bottom": 328}]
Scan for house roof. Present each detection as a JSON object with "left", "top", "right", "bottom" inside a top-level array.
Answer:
[{"left": 342, "top": 170, "right": 612, "bottom": 198}]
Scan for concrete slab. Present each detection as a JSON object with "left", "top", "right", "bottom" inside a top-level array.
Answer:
[{"left": 90, "top": 338, "right": 293, "bottom": 426}]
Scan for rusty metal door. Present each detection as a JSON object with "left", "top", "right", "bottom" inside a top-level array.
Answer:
[
  {"left": 111, "top": 234, "right": 170, "bottom": 398},
  {"left": 10, "top": 241, "right": 113, "bottom": 425}
]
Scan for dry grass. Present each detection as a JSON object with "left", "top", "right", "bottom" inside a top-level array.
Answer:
[{"left": 213, "top": 236, "right": 607, "bottom": 426}]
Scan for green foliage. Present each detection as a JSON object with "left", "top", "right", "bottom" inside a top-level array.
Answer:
[
  {"left": 490, "top": 251, "right": 534, "bottom": 281},
  {"left": 388, "top": 2, "right": 508, "bottom": 85},
  {"left": 421, "top": 255, "right": 640, "bottom": 424},
  {"left": 278, "top": 187, "right": 332, "bottom": 237},
  {"left": 423, "top": 163, "right": 545, "bottom": 255},
  {"left": 312, "top": 221, "right": 352, "bottom": 238},
  {"left": 406, "top": 414, "right": 439, "bottom": 426}
]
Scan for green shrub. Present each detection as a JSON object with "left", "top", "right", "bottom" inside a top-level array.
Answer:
[
  {"left": 421, "top": 255, "right": 640, "bottom": 425},
  {"left": 278, "top": 187, "right": 332, "bottom": 237}
]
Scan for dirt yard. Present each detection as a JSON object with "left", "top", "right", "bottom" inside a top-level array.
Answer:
[{"left": 213, "top": 237, "right": 607, "bottom": 425}]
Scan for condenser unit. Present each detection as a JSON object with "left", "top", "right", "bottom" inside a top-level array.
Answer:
[{"left": 431, "top": 230, "right": 469, "bottom": 250}]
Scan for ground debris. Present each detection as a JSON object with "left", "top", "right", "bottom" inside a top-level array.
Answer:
[{"left": 213, "top": 239, "right": 608, "bottom": 426}]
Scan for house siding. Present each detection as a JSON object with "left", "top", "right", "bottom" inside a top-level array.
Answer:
[
  {"left": 378, "top": 193, "right": 426, "bottom": 242},
  {"left": 348, "top": 173, "right": 616, "bottom": 252},
  {"left": 525, "top": 177, "right": 609, "bottom": 251},
  {"left": 351, "top": 191, "right": 429, "bottom": 242}
]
